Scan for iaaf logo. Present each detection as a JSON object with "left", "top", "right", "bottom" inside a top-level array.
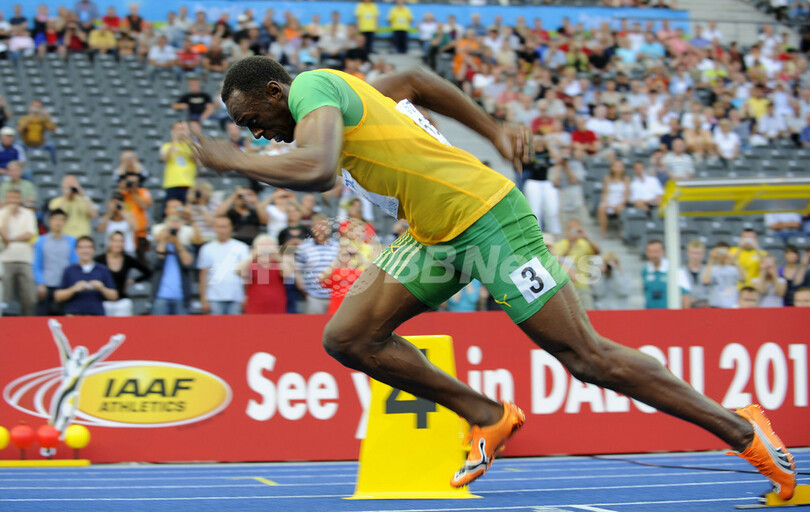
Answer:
[{"left": 3, "top": 320, "right": 232, "bottom": 431}]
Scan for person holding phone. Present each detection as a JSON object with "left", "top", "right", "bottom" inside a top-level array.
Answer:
[{"left": 151, "top": 215, "right": 194, "bottom": 315}]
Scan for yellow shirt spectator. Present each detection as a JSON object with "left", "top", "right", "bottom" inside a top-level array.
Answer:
[
  {"left": 355, "top": 1, "right": 379, "bottom": 33},
  {"left": 48, "top": 196, "right": 93, "bottom": 238},
  {"left": 746, "top": 97, "right": 769, "bottom": 121},
  {"left": 88, "top": 28, "right": 117, "bottom": 50},
  {"left": 553, "top": 237, "right": 597, "bottom": 290},
  {"left": 18, "top": 112, "right": 56, "bottom": 147},
  {"left": 730, "top": 246, "right": 767, "bottom": 287},
  {"left": 160, "top": 142, "right": 197, "bottom": 189},
  {"left": 387, "top": 5, "right": 412, "bottom": 31}
]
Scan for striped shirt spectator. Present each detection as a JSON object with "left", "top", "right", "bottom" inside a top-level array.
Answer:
[{"left": 295, "top": 216, "right": 339, "bottom": 313}]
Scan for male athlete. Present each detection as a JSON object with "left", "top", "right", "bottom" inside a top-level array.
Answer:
[{"left": 191, "top": 56, "right": 796, "bottom": 498}]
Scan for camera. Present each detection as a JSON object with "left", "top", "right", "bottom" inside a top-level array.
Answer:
[
  {"left": 195, "top": 190, "right": 202, "bottom": 200},
  {"left": 169, "top": 227, "right": 179, "bottom": 236},
  {"left": 126, "top": 179, "right": 137, "bottom": 188},
  {"left": 70, "top": 186, "right": 80, "bottom": 195},
  {"left": 113, "top": 192, "right": 124, "bottom": 201}
]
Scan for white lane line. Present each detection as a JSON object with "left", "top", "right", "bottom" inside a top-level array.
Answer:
[
  {"left": 476, "top": 479, "right": 762, "bottom": 493},
  {"left": 571, "top": 507, "right": 620, "bottom": 512}
]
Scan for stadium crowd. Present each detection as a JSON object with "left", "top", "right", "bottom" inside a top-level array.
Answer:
[{"left": 1, "top": 0, "right": 810, "bottom": 317}]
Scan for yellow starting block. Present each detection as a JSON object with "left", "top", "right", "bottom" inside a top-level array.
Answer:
[
  {"left": 735, "top": 485, "right": 810, "bottom": 508},
  {"left": 348, "top": 335, "right": 478, "bottom": 500}
]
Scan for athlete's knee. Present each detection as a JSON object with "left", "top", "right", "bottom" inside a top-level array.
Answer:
[
  {"left": 322, "top": 318, "right": 370, "bottom": 366},
  {"left": 558, "top": 335, "right": 623, "bottom": 387}
]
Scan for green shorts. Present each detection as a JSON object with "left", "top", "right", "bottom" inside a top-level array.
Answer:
[{"left": 374, "top": 187, "right": 570, "bottom": 324}]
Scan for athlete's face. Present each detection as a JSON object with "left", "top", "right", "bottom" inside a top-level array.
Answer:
[{"left": 226, "top": 85, "right": 296, "bottom": 144}]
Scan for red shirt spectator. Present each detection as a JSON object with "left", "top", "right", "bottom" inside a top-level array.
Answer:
[
  {"left": 244, "top": 261, "right": 287, "bottom": 314},
  {"left": 322, "top": 266, "right": 363, "bottom": 315}
]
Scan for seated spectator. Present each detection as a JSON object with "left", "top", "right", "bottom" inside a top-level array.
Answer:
[
  {"left": 571, "top": 117, "right": 601, "bottom": 160},
  {"left": 0, "top": 187, "right": 37, "bottom": 315},
  {"left": 0, "top": 127, "right": 26, "bottom": 171},
  {"left": 54, "top": 236, "right": 118, "bottom": 316},
  {"left": 0, "top": 96, "right": 11, "bottom": 132},
  {"left": 751, "top": 256, "right": 787, "bottom": 308},
  {"left": 318, "top": 242, "right": 366, "bottom": 315},
  {"left": 8, "top": 26, "right": 35, "bottom": 65},
  {"left": 111, "top": 150, "right": 148, "bottom": 184},
  {"left": 597, "top": 160, "right": 630, "bottom": 238},
  {"left": 764, "top": 212, "right": 803, "bottom": 243},
  {"left": 123, "top": 3, "right": 145, "bottom": 34},
  {"left": 34, "top": 20, "right": 62, "bottom": 60},
  {"left": 88, "top": 21, "right": 117, "bottom": 61},
  {"left": 661, "top": 139, "right": 695, "bottom": 182},
  {"left": 794, "top": 287, "right": 810, "bottom": 307},
  {"left": 203, "top": 37, "right": 229, "bottom": 72},
  {"left": 198, "top": 216, "right": 250, "bottom": 315},
  {"left": 48, "top": 175, "right": 98, "bottom": 238},
  {"left": 592, "top": 251, "right": 631, "bottom": 310},
  {"left": 75, "top": 0, "right": 99, "bottom": 32},
  {"left": 755, "top": 102, "right": 787, "bottom": 142},
  {"left": 237, "top": 234, "right": 288, "bottom": 314},
  {"left": 117, "top": 26, "right": 137, "bottom": 57},
  {"left": 138, "top": 24, "right": 160, "bottom": 61},
  {"left": 172, "top": 77, "right": 214, "bottom": 124},
  {"left": 737, "top": 286, "right": 760, "bottom": 308},
  {"left": 296, "top": 214, "right": 339, "bottom": 314},
  {"left": 629, "top": 160, "right": 663, "bottom": 212},
  {"left": 216, "top": 187, "right": 268, "bottom": 246},
  {"left": 97, "top": 190, "right": 137, "bottom": 255},
  {"left": 551, "top": 147, "right": 586, "bottom": 226},
  {"left": 613, "top": 107, "right": 647, "bottom": 155},
  {"left": 553, "top": 219, "right": 601, "bottom": 310},
  {"left": 160, "top": 121, "right": 198, "bottom": 203},
  {"left": 17, "top": 100, "right": 57, "bottom": 164},
  {"left": 780, "top": 245, "right": 810, "bottom": 306},
  {"left": 151, "top": 214, "right": 194, "bottom": 315},
  {"left": 642, "top": 239, "right": 690, "bottom": 309},
  {"left": 101, "top": 6, "right": 121, "bottom": 31},
  {"left": 801, "top": 114, "right": 810, "bottom": 147},
  {"left": 147, "top": 35, "right": 179, "bottom": 80},
  {"left": 60, "top": 21, "right": 87, "bottom": 58},
  {"left": 189, "top": 11, "right": 213, "bottom": 47},
  {"left": 586, "top": 105, "right": 616, "bottom": 147},
  {"left": 176, "top": 38, "right": 202, "bottom": 75},
  {"left": 95, "top": 230, "right": 152, "bottom": 316},
  {"left": 730, "top": 228, "right": 768, "bottom": 287},
  {"left": 34, "top": 209, "right": 78, "bottom": 316},
  {"left": 713, "top": 119, "right": 742, "bottom": 161},
  {"left": 0, "top": 161, "right": 36, "bottom": 209},
  {"left": 659, "top": 117, "right": 683, "bottom": 151},
  {"left": 703, "top": 242, "right": 744, "bottom": 308},
  {"left": 187, "top": 181, "right": 218, "bottom": 243}
]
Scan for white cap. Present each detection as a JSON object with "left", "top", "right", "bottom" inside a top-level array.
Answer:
[{"left": 0, "top": 127, "right": 15, "bottom": 137}]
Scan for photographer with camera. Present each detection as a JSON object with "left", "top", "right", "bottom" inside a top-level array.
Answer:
[
  {"left": 150, "top": 198, "right": 204, "bottom": 251},
  {"left": 186, "top": 181, "right": 218, "bottom": 243},
  {"left": 592, "top": 251, "right": 632, "bottom": 310},
  {"left": 116, "top": 172, "right": 152, "bottom": 261},
  {"left": 151, "top": 214, "right": 195, "bottom": 315},
  {"left": 48, "top": 175, "right": 98, "bottom": 238},
  {"left": 111, "top": 150, "right": 148, "bottom": 185},
  {"left": 17, "top": 100, "right": 57, "bottom": 164},
  {"left": 730, "top": 228, "right": 768, "bottom": 287},
  {"left": 215, "top": 187, "right": 268, "bottom": 246},
  {"left": 97, "top": 185, "right": 138, "bottom": 256},
  {"left": 702, "top": 242, "right": 745, "bottom": 308}
]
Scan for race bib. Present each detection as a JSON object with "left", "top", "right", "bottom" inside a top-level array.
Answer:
[
  {"left": 394, "top": 100, "right": 451, "bottom": 146},
  {"left": 341, "top": 169, "right": 400, "bottom": 219},
  {"left": 509, "top": 257, "right": 557, "bottom": 304}
]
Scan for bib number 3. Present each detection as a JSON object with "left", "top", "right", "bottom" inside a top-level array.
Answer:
[{"left": 509, "top": 257, "right": 557, "bottom": 304}]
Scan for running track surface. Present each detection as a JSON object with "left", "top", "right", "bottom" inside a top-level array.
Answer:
[{"left": 0, "top": 448, "right": 808, "bottom": 512}]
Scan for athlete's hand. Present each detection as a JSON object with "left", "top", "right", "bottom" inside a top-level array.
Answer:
[
  {"left": 494, "top": 123, "right": 533, "bottom": 175},
  {"left": 189, "top": 137, "right": 245, "bottom": 175}
]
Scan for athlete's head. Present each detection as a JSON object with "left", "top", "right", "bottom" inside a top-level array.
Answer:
[
  {"left": 71, "top": 346, "right": 89, "bottom": 361},
  {"left": 221, "top": 56, "right": 296, "bottom": 144}
]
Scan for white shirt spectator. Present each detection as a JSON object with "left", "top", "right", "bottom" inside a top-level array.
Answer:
[
  {"left": 630, "top": 174, "right": 664, "bottom": 204},
  {"left": 713, "top": 130, "right": 741, "bottom": 159},
  {"left": 586, "top": 118, "right": 615, "bottom": 140},
  {"left": 703, "top": 26, "right": 723, "bottom": 44},
  {"left": 197, "top": 238, "right": 250, "bottom": 302},
  {"left": 765, "top": 212, "right": 803, "bottom": 231},
  {"left": 758, "top": 112, "right": 786, "bottom": 139},
  {"left": 661, "top": 151, "right": 695, "bottom": 180},
  {"left": 147, "top": 43, "right": 177, "bottom": 66},
  {"left": 265, "top": 204, "right": 288, "bottom": 241}
]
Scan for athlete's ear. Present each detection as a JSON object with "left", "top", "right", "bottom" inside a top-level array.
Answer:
[{"left": 265, "top": 81, "right": 284, "bottom": 102}]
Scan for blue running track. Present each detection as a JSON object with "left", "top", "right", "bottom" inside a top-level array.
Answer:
[{"left": 0, "top": 448, "right": 807, "bottom": 512}]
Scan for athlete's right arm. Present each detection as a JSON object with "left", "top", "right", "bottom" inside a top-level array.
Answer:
[{"left": 372, "top": 68, "right": 532, "bottom": 172}]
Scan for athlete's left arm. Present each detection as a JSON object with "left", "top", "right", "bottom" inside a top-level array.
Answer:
[{"left": 191, "top": 107, "right": 342, "bottom": 192}]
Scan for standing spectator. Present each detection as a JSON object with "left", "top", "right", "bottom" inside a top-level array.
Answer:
[
  {"left": 0, "top": 127, "right": 25, "bottom": 171},
  {"left": 592, "top": 251, "right": 631, "bottom": 310},
  {"left": 113, "top": 168, "right": 155, "bottom": 257},
  {"left": 172, "top": 77, "right": 214, "bottom": 123},
  {"left": 18, "top": 102, "right": 56, "bottom": 164},
  {"left": 151, "top": 215, "right": 194, "bottom": 315},
  {"left": 296, "top": 214, "right": 339, "bottom": 314},
  {"left": 187, "top": 181, "right": 218, "bottom": 243},
  {"left": 702, "top": 242, "right": 744, "bottom": 308},
  {"left": 730, "top": 228, "right": 768, "bottom": 287},
  {"left": 553, "top": 219, "right": 601, "bottom": 310},
  {"left": 764, "top": 212, "right": 803, "bottom": 243},
  {"left": 95, "top": 231, "right": 152, "bottom": 316},
  {"left": 387, "top": 0, "right": 412, "bottom": 55},
  {"left": 147, "top": 35, "right": 178, "bottom": 80},
  {"left": 780, "top": 245, "right": 810, "bottom": 306},
  {"left": 237, "top": 234, "right": 288, "bottom": 314},
  {"left": 74, "top": 0, "right": 99, "bottom": 32},
  {"left": 197, "top": 216, "right": 250, "bottom": 315},
  {"left": 642, "top": 239, "right": 690, "bottom": 309},
  {"left": 552, "top": 146, "right": 586, "bottom": 227},
  {"left": 597, "top": 160, "right": 630, "bottom": 238},
  {"left": 48, "top": 175, "right": 98, "bottom": 238},
  {"left": 151, "top": 199, "right": 203, "bottom": 248},
  {"left": 680, "top": 239, "right": 709, "bottom": 308},
  {"left": 160, "top": 121, "right": 198, "bottom": 203},
  {"left": 752, "top": 256, "right": 787, "bottom": 308},
  {"left": 0, "top": 161, "right": 36, "bottom": 209},
  {"left": 661, "top": 139, "right": 695, "bottom": 182},
  {"left": 629, "top": 160, "right": 663, "bottom": 212},
  {"left": 33, "top": 209, "right": 77, "bottom": 316},
  {"left": 0, "top": 187, "right": 37, "bottom": 315},
  {"left": 794, "top": 287, "right": 810, "bottom": 307},
  {"left": 522, "top": 137, "right": 560, "bottom": 237},
  {"left": 216, "top": 187, "right": 269, "bottom": 245},
  {"left": 88, "top": 22, "right": 117, "bottom": 61},
  {"left": 355, "top": 0, "right": 379, "bottom": 55},
  {"left": 318, "top": 243, "right": 367, "bottom": 315},
  {"left": 278, "top": 202, "right": 312, "bottom": 246},
  {"left": 111, "top": 150, "right": 148, "bottom": 184},
  {"left": 55, "top": 236, "right": 117, "bottom": 315},
  {"left": 737, "top": 286, "right": 760, "bottom": 308},
  {"left": 97, "top": 189, "right": 137, "bottom": 255}
]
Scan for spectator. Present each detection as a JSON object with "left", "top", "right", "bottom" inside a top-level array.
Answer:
[
  {"left": 74, "top": 0, "right": 99, "bottom": 32},
  {"left": 780, "top": 245, "right": 810, "bottom": 306},
  {"left": 17, "top": 100, "right": 56, "bottom": 164},
  {"left": 237, "top": 234, "right": 288, "bottom": 314},
  {"left": 95, "top": 231, "right": 152, "bottom": 316},
  {"left": 592, "top": 251, "right": 631, "bottom": 310},
  {"left": 187, "top": 181, "right": 218, "bottom": 243},
  {"left": 794, "top": 287, "right": 810, "bottom": 307},
  {"left": 54, "top": 236, "right": 117, "bottom": 316},
  {"left": 203, "top": 37, "right": 229, "bottom": 72},
  {"left": 160, "top": 121, "right": 198, "bottom": 203},
  {"left": 108, "top": 172, "right": 153, "bottom": 257},
  {"left": 296, "top": 214, "right": 339, "bottom": 314},
  {"left": 355, "top": 0, "right": 378, "bottom": 55},
  {"left": 713, "top": 119, "right": 742, "bottom": 162},
  {"left": 318, "top": 242, "right": 366, "bottom": 315},
  {"left": 216, "top": 187, "right": 268, "bottom": 245},
  {"left": 112, "top": 150, "right": 148, "bottom": 184},
  {"left": 751, "top": 256, "right": 787, "bottom": 308},
  {"left": 176, "top": 38, "right": 202, "bottom": 75},
  {"left": 522, "top": 137, "right": 560, "bottom": 237},
  {"left": 661, "top": 138, "right": 695, "bottom": 182},
  {"left": 730, "top": 228, "right": 767, "bottom": 287},
  {"left": 387, "top": 0, "right": 412, "bottom": 55},
  {"left": 48, "top": 175, "right": 98, "bottom": 238},
  {"left": 756, "top": 102, "right": 787, "bottom": 142},
  {"left": 553, "top": 219, "right": 601, "bottom": 310},
  {"left": 8, "top": 26, "right": 35, "bottom": 65},
  {"left": 278, "top": 201, "right": 313, "bottom": 246},
  {"left": 8, "top": 4, "right": 26, "bottom": 30},
  {"left": 151, "top": 214, "right": 194, "bottom": 315},
  {"left": 552, "top": 147, "right": 586, "bottom": 227},
  {"left": 147, "top": 35, "right": 178, "bottom": 80},
  {"left": 571, "top": 117, "right": 600, "bottom": 160},
  {"left": 34, "top": 20, "right": 63, "bottom": 60},
  {"left": 33, "top": 209, "right": 77, "bottom": 316},
  {"left": 680, "top": 239, "right": 710, "bottom": 308},
  {"left": 613, "top": 107, "right": 647, "bottom": 155},
  {"left": 0, "top": 127, "right": 25, "bottom": 171},
  {"left": 0, "top": 96, "right": 11, "bottom": 131},
  {"left": 444, "top": 280, "right": 485, "bottom": 312},
  {"left": 737, "top": 286, "right": 760, "bottom": 309},
  {"left": 172, "top": 76, "right": 214, "bottom": 123},
  {"left": 642, "top": 239, "right": 689, "bottom": 309},
  {"left": 123, "top": 3, "right": 145, "bottom": 34},
  {"left": 101, "top": 6, "right": 121, "bottom": 32},
  {"left": 151, "top": 198, "right": 203, "bottom": 248},
  {"left": 197, "top": 216, "right": 250, "bottom": 315},
  {"left": 87, "top": 21, "right": 117, "bottom": 61},
  {"left": 597, "top": 160, "right": 630, "bottom": 238},
  {"left": 586, "top": 105, "right": 616, "bottom": 146},
  {"left": 702, "top": 242, "right": 744, "bottom": 308},
  {"left": 0, "top": 161, "right": 36, "bottom": 209},
  {"left": 60, "top": 21, "right": 87, "bottom": 59},
  {"left": 659, "top": 117, "right": 683, "bottom": 151},
  {"left": 764, "top": 212, "right": 803, "bottom": 243},
  {"left": 629, "top": 160, "right": 663, "bottom": 213},
  {"left": 0, "top": 187, "right": 37, "bottom": 315}
]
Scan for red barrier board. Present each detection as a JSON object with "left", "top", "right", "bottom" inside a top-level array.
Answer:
[{"left": 0, "top": 309, "right": 808, "bottom": 463}]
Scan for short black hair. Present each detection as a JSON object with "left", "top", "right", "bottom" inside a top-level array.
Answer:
[
  {"left": 49, "top": 208, "right": 67, "bottom": 219},
  {"left": 76, "top": 235, "right": 95, "bottom": 248},
  {"left": 740, "top": 286, "right": 758, "bottom": 295},
  {"left": 646, "top": 239, "right": 663, "bottom": 247},
  {"left": 221, "top": 56, "right": 293, "bottom": 103}
]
